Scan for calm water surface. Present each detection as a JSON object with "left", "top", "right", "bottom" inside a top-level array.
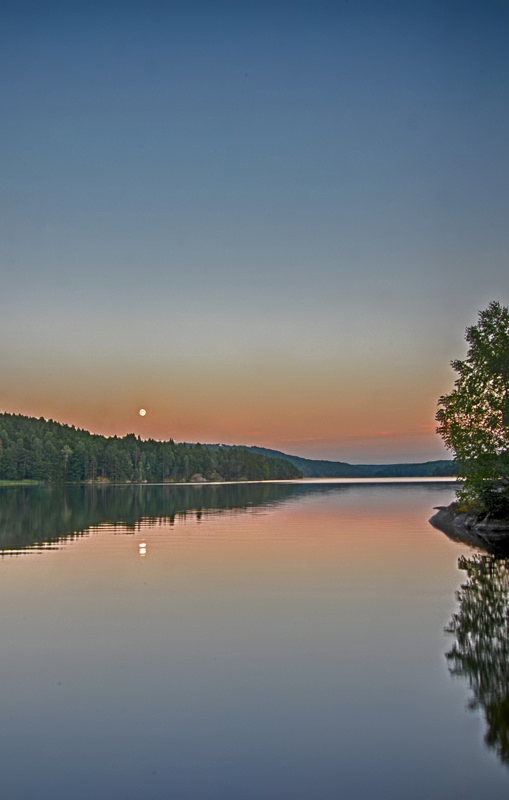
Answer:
[{"left": 1, "top": 480, "right": 508, "bottom": 799}]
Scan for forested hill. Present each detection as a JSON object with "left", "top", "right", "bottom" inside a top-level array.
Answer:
[
  {"left": 208, "top": 445, "right": 457, "bottom": 478},
  {"left": 0, "top": 414, "right": 302, "bottom": 483},
  {"left": 0, "top": 412, "right": 456, "bottom": 483}
]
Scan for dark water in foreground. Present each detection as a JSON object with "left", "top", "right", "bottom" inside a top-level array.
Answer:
[{"left": 1, "top": 480, "right": 508, "bottom": 799}]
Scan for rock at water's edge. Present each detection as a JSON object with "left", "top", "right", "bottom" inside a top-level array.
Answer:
[
  {"left": 429, "top": 503, "right": 509, "bottom": 553},
  {"left": 431, "top": 503, "right": 509, "bottom": 532}
]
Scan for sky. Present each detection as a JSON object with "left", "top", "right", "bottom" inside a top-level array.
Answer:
[{"left": 1, "top": 0, "right": 509, "bottom": 463}]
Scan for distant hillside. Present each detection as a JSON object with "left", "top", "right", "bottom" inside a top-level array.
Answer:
[{"left": 206, "top": 444, "right": 457, "bottom": 478}]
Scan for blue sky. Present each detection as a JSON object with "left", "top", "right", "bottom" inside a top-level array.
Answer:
[{"left": 1, "top": 0, "right": 508, "bottom": 462}]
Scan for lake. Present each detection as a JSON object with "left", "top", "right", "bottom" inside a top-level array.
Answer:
[{"left": 1, "top": 480, "right": 508, "bottom": 799}]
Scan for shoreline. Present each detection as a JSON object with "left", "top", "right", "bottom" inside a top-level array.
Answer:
[
  {"left": 0, "top": 476, "right": 458, "bottom": 489},
  {"left": 429, "top": 503, "right": 509, "bottom": 553}
]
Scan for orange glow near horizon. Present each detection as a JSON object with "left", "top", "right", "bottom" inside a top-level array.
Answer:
[
  {"left": 0, "top": 336, "right": 454, "bottom": 462},
  {"left": 0, "top": 355, "right": 450, "bottom": 463}
]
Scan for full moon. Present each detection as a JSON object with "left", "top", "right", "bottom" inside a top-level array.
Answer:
[{"left": 139, "top": 408, "right": 147, "bottom": 417}]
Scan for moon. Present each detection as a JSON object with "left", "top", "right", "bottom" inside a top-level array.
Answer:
[{"left": 139, "top": 408, "right": 147, "bottom": 417}]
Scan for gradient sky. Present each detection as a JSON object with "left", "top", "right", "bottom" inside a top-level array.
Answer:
[{"left": 1, "top": 0, "right": 509, "bottom": 462}]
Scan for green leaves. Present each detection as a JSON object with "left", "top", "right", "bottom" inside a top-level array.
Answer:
[
  {"left": 0, "top": 413, "right": 303, "bottom": 483},
  {"left": 437, "top": 302, "right": 509, "bottom": 510}
]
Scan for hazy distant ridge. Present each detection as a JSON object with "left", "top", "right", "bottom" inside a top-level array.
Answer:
[{"left": 206, "top": 444, "right": 457, "bottom": 478}]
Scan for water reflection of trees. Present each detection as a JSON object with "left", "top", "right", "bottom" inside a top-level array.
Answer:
[
  {"left": 445, "top": 553, "right": 509, "bottom": 765},
  {"left": 0, "top": 483, "right": 312, "bottom": 553}
]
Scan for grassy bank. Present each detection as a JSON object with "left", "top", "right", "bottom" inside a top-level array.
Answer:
[{"left": 0, "top": 480, "right": 43, "bottom": 486}]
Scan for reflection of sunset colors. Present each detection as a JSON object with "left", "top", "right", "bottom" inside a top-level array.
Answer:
[
  {"left": 11, "top": 482, "right": 457, "bottom": 588},
  {"left": 3, "top": 482, "right": 496, "bottom": 799}
]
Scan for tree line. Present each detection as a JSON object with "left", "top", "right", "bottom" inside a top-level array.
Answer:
[{"left": 0, "top": 413, "right": 302, "bottom": 483}]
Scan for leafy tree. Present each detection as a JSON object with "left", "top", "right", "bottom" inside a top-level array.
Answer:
[{"left": 436, "top": 301, "right": 509, "bottom": 514}]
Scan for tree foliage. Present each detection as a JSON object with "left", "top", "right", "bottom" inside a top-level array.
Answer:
[{"left": 436, "top": 301, "right": 509, "bottom": 511}]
